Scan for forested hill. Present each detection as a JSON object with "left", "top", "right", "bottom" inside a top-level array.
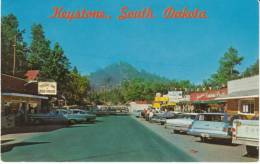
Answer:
[{"left": 89, "top": 62, "right": 169, "bottom": 89}]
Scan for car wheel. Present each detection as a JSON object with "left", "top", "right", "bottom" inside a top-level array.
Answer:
[
  {"left": 200, "top": 137, "right": 209, "bottom": 142},
  {"left": 86, "top": 119, "right": 94, "bottom": 123},
  {"left": 69, "top": 119, "right": 76, "bottom": 124},
  {"left": 200, "top": 137, "right": 205, "bottom": 142},
  {"left": 173, "top": 130, "right": 179, "bottom": 134},
  {"left": 246, "top": 146, "right": 258, "bottom": 156}
]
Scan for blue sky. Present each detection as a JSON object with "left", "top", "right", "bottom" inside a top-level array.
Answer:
[{"left": 2, "top": 0, "right": 259, "bottom": 83}]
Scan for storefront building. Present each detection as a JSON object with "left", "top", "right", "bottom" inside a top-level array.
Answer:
[
  {"left": 1, "top": 74, "right": 48, "bottom": 128},
  {"left": 175, "top": 95, "right": 193, "bottom": 112},
  {"left": 153, "top": 93, "right": 169, "bottom": 110},
  {"left": 190, "top": 88, "right": 227, "bottom": 113},
  {"left": 216, "top": 75, "right": 259, "bottom": 118},
  {"left": 153, "top": 91, "right": 193, "bottom": 112}
]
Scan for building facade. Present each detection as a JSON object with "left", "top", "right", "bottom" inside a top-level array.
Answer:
[
  {"left": 216, "top": 75, "right": 259, "bottom": 118},
  {"left": 1, "top": 74, "right": 48, "bottom": 128},
  {"left": 189, "top": 88, "right": 227, "bottom": 113}
]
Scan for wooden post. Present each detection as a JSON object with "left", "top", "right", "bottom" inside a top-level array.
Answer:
[{"left": 12, "top": 35, "right": 16, "bottom": 76}]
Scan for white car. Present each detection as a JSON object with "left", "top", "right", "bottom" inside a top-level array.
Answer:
[
  {"left": 168, "top": 113, "right": 198, "bottom": 133},
  {"left": 163, "top": 113, "right": 184, "bottom": 127},
  {"left": 232, "top": 119, "right": 259, "bottom": 156},
  {"left": 159, "top": 112, "right": 182, "bottom": 125},
  {"left": 132, "top": 109, "right": 143, "bottom": 117}
]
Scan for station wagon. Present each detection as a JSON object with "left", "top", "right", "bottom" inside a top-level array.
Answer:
[{"left": 188, "top": 113, "right": 232, "bottom": 141}]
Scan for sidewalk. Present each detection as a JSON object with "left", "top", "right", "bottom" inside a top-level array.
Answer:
[
  {"left": 1, "top": 124, "right": 68, "bottom": 146},
  {"left": 1, "top": 132, "right": 42, "bottom": 146}
]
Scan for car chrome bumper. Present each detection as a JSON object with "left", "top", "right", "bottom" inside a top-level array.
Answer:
[
  {"left": 188, "top": 130, "right": 231, "bottom": 139},
  {"left": 172, "top": 126, "right": 189, "bottom": 132}
]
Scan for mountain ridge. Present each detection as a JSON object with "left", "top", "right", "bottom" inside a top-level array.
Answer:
[{"left": 89, "top": 61, "right": 169, "bottom": 89}]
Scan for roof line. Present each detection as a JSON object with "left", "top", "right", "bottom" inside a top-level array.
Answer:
[
  {"left": 215, "top": 95, "right": 259, "bottom": 100},
  {"left": 1, "top": 74, "right": 27, "bottom": 82}
]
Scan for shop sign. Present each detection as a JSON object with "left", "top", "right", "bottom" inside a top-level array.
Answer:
[
  {"left": 154, "top": 96, "right": 169, "bottom": 102},
  {"left": 167, "top": 91, "right": 183, "bottom": 102},
  {"left": 190, "top": 88, "right": 227, "bottom": 101},
  {"left": 168, "top": 91, "right": 182, "bottom": 98},
  {"left": 38, "top": 82, "right": 57, "bottom": 95}
]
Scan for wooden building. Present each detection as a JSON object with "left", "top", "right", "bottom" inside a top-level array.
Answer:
[{"left": 1, "top": 74, "right": 48, "bottom": 128}]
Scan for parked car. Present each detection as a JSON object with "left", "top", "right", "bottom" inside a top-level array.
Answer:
[
  {"left": 232, "top": 118, "right": 259, "bottom": 156},
  {"left": 160, "top": 111, "right": 182, "bottom": 125},
  {"left": 167, "top": 113, "right": 198, "bottom": 133},
  {"left": 28, "top": 109, "right": 69, "bottom": 125},
  {"left": 132, "top": 110, "right": 143, "bottom": 117},
  {"left": 188, "top": 113, "right": 232, "bottom": 142},
  {"left": 65, "top": 109, "right": 96, "bottom": 124},
  {"left": 150, "top": 112, "right": 165, "bottom": 123},
  {"left": 89, "top": 108, "right": 110, "bottom": 116}
]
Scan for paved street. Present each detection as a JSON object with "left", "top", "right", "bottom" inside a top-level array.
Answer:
[
  {"left": 2, "top": 116, "right": 195, "bottom": 162},
  {"left": 2, "top": 115, "right": 258, "bottom": 162}
]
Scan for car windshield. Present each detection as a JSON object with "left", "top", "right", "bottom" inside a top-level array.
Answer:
[
  {"left": 190, "top": 115, "right": 197, "bottom": 120},
  {"left": 182, "top": 114, "right": 196, "bottom": 120},
  {"left": 60, "top": 110, "right": 68, "bottom": 114},
  {"left": 73, "top": 110, "right": 80, "bottom": 114},
  {"left": 79, "top": 111, "right": 86, "bottom": 114},
  {"left": 198, "top": 114, "right": 224, "bottom": 122},
  {"left": 166, "top": 111, "right": 175, "bottom": 116},
  {"left": 175, "top": 114, "right": 185, "bottom": 118}
]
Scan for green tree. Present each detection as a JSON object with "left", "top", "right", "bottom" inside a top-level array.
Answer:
[
  {"left": 1, "top": 14, "right": 28, "bottom": 75},
  {"left": 242, "top": 59, "right": 259, "bottom": 77},
  {"left": 65, "top": 68, "right": 90, "bottom": 105},
  {"left": 208, "top": 47, "right": 243, "bottom": 86},
  {"left": 28, "top": 24, "right": 51, "bottom": 70},
  {"left": 28, "top": 24, "right": 71, "bottom": 97},
  {"left": 41, "top": 43, "right": 71, "bottom": 94}
]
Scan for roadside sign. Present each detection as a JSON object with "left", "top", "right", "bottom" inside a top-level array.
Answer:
[{"left": 38, "top": 82, "right": 57, "bottom": 95}]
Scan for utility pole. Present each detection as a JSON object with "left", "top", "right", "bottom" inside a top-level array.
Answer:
[{"left": 12, "top": 35, "right": 16, "bottom": 76}]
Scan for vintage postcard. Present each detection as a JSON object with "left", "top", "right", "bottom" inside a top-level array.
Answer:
[{"left": 1, "top": 0, "right": 259, "bottom": 162}]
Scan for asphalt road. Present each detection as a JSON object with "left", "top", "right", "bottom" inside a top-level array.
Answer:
[{"left": 2, "top": 116, "right": 195, "bottom": 162}]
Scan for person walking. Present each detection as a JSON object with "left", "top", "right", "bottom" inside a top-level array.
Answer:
[
  {"left": 146, "top": 110, "right": 150, "bottom": 121},
  {"left": 149, "top": 110, "right": 154, "bottom": 121}
]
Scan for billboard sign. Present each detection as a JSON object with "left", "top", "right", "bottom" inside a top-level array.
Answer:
[{"left": 190, "top": 88, "right": 227, "bottom": 101}]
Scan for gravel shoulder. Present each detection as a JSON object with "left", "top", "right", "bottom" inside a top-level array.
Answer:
[{"left": 133, "top": 116, "right": 258, "bottom": 162}]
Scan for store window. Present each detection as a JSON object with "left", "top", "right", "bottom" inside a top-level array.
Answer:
[{"left": 239, "top": 100, "right": 255, "bottom": 114}]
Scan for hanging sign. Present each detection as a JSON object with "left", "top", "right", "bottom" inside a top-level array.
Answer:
[{"left": 38, "top": 82, "right": 57, "bottom": 95}]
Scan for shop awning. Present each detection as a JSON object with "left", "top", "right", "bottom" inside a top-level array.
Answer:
[
  {"left": 192, "top": 100, "right": 225, "bottom": 104},
  {"left": 2, "top": 92, "right": 48, "bottom": 99},
  {"left": 215, "top": 89, "right": 259, "bottom": 100}
]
